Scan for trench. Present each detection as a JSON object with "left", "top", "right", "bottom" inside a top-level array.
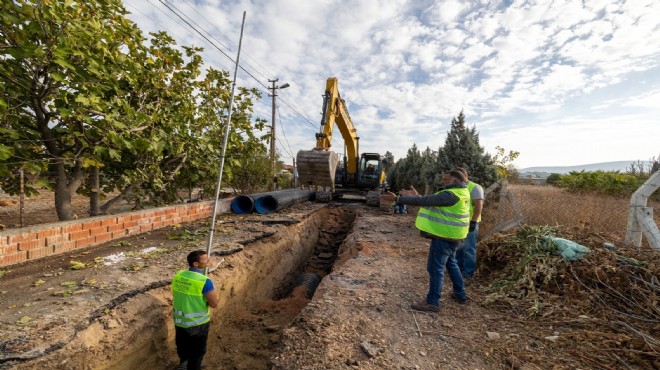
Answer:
[{"left": 9, "top": 205, "right": 358, "bottom": 370}]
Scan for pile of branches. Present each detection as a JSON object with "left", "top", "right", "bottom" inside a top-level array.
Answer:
[{"left": 478, "top": 225, "right": 659, "bottom": 369}]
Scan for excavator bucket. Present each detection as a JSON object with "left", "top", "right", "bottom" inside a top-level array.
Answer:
[{"left": 296, "top": 150, "right": 339, "bottom": 191}]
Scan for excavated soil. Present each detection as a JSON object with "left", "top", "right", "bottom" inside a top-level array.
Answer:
[{"left": 0, "top": 200, "right": 658, "bottom": 370}]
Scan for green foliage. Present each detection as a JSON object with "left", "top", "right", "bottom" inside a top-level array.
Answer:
[
  {"left": 556, "top": 171, "right": 649, "bottom": 197},
  {"left": 436, "top": 111, "right": 498, "bottom": 187},
  {"left": 0, "top": 0, "right": 269, "bottom": 219},
  {"left": 388, "top": 111, "right": 499, "bottom": 192},
  {"left": 545, "top": 173, "right": 562, "bottom": 185},
  {"left": 492, "top": 146, "right": 520, "bottom": 179}
]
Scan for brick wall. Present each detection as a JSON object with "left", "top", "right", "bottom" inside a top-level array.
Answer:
[{"left": 0, "top": 199, "right": 230, "bottom": 268}]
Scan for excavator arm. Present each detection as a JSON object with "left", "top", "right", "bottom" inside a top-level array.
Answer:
[{"left": 314, "top": 78, "right": 359, "bottom": 175}]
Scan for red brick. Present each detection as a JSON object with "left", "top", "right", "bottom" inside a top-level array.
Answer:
[
  {"left": 138, "top": 218, "right": 153, "bottom": 226},
  {"left": 0, "top": 251, "right": 28, "bottom": 267},
  {"left": 124, "top": 221, "right": 138, "bottom": 229},
  {"left": 17, "top": 239, "right": 46, "bottom": 251},
  {"left": 155, "top": 210, "right": 167, "bottom": 217},
  {"left": 8, "top": 232, "right": 37, "bottom": 244},
  {"left": 62, "top": 224, "right": 83, "bottom": 233},
  {"left": 37, "top": 228, "right": 62, "bottom": 239},
  {"left": 70, "top": 229, "right": 90, "bottom": 240},
  {"left": 140, "top": 224, "right": 153, "bottom": 233},
  {"left": 130, "top": 214, "right": 143, "bottom": 221},
  {"left": 101, "top": 218, "right": 117, "bottom": 227},
  {"left": 95, "top": 232, "right": 113, "bottom": 243},
  {"left": 107, "top": 224, "right": 124, "bottom": 233},
  {"left": 166, "top": 208, "right": 177, "bottom": 215},
  {"left": 112, "top": 230, "right": 128, "bottom": 238},
  {"left": 152, "top": 221, "right": 165, "bottom": 229},
  {"left": 82, "top": 220, "right": 102, "bottom": 229},
  {"left": 117, "top": 216, "right": 132, "bottom": 224},
  {"left": 27, "top": 246, "right": 53, "bottom": 260},
  {"left": 1, "top": 245, "right": 18, "bottom": 255},
  {"left": 45, "top": 235, "right": 66, "bottom": 246},
  {"left": 89, "top": 226, "right": 106, "bottom": 236},
  {"left": 53, "top": 241, "right": 77, "bottom": 254},
  {"left": 125, "top": 227, "right": 140, "bottom": 235},
  {"left": 76, "top": 236, "right": 96, "bottom": 249}
]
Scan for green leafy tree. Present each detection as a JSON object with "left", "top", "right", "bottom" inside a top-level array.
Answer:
[
  {"left": 545, "top": 173, "right": 562, "bottom": 185},
  {"left": 492, "top": 145, "right": 520, "bottom": 180},
  {"left": 436, "top": 111, "right": 498, "bottom": 186},
  {"left": 0, "top": 0, "right": 148, "bottom": 220}
]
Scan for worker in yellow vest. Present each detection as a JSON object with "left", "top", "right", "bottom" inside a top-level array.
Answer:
[
  {"left": 387, "top": 169, "right": 470, "bottom": 312},
  {"left": 172, "top": 250, "right": 219, "bottom": 370},
  {"left": 453, "top": 167, "right": 484, "bottom": 285}
]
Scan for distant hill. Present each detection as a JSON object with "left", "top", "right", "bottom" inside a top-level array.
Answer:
[{"left": 519, "top": 160, "right": 649, "bottom": 176}]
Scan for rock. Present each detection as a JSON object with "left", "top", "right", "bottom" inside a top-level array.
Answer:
[
  {"left": 544, "top": 335, "right": 559, "bottom": 342},
  {"left": 360, "top": 341, "right": 379, "bottom": 358},
  {"left": 486, "top": 331, "right": 501, "bottom": 340}
]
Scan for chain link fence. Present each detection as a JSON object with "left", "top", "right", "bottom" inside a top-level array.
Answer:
[{"left": 480, "top": 182, "right": 660, "bottom": 246}]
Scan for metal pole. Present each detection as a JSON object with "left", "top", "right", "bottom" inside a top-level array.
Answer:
[
  {"left": 205, "top": 11, "right": 247, "bottom": 275},
  {"left": 19, "top": 168, "right": 24, "bottom": 228},
  {"left": 268, "top": 79, "right": 278, "bottom": 191}
]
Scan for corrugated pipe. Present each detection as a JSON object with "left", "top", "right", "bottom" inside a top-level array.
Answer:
[
  {"left": 230, "top": 189, "right": 299, "bottom": 214},
  {"left": 254, "top": 190, "right": 316, "bottom": 214}
]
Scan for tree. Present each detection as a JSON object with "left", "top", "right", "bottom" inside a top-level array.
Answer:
[
  {"left": 492, "top": 145, "right": 520, "bottom": 180},
  {"left": 436, "top": 111, "right": 498, "bottom": 186},
  {"left": 1, "top": 1, "right": 269, "bottom": 219}
]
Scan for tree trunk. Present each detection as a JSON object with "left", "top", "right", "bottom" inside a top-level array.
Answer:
[
  {"left": 53, "top": 160, "right": 74, "bottom": 221},
  {"left": 89, "top": 166, "right": 100, "bottom": 216},
  {"left": 100, "top": 182, "right": 142, "bottom": 214}
]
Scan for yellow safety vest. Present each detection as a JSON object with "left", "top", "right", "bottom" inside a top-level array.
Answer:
[
  {"left": 172, "top": 270, "right": 211, "bottom": 328},
  {"left": 415, "top": 187, "right": 470, "bottom": 239}
]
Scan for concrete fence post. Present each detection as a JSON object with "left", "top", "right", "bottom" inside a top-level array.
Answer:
[{"left": 625, "top": 171, "right": 660, "bottom": 249}]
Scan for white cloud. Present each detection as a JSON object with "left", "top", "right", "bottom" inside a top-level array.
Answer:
[{"left": 124, "top": 0, "right": 660, "bottom": 166}]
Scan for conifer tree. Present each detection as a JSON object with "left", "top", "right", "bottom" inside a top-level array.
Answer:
[{"left": 436, "top": 111, "right": 497, "bottom": 186}]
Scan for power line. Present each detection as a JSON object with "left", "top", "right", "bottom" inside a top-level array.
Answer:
[
  {"left": 141, "top": 1, "right": 320, "bottom": 134},
  {"left": 156, "top": 0, "right": 270, "bottom": 91},
  {"left": 179, "top": 0, "right": 274, "bottom": 81},
  {"left": 276, "top": 106, "right": 295, "bottom": 159}
]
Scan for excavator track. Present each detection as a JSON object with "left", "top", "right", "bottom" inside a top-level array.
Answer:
[{"left": 296, "top": 150, "right": 339, "bottom": 190}]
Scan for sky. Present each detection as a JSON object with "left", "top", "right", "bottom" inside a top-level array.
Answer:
[{"left": 124, "top": 0, "right": 660, "bottom": 169}]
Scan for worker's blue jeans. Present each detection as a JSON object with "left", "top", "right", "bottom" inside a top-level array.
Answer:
[
  {"left": 456, "top": 223, "right": 479, "bottom": 277},
  {"left": 426, "top": 238, "right": 465, "bottom": 307}
]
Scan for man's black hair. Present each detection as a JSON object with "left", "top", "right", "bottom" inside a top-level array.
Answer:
[
  {"left": 187, "top": 250, "right": 207, "bottom": 267},
  {"left": 446, "top": 169, "right": 466, "bottom": 183}
]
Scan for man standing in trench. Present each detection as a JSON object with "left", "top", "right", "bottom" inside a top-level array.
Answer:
[
  {"left": 453, "top": 167, "right": 484, "bottom": 285},
  {"left": 386, "top": 170, "right": 470, "bottom": 312},
  {"left": 172, "top": 250, "right": 219, "bottom": 370}
]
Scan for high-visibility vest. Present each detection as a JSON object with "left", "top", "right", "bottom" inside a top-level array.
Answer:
[
  {"left": 415, "top": 187, "right": 470, "bottom": 239},
  {"left": 172, "top": 270, "right": 210, "bottom": 328},
  {"left": 467, "top": 181, "right": 482, "bottom": 223}
]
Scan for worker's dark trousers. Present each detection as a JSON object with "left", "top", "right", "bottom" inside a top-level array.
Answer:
[{"left": 175, "top": 322, "right": 210, "bottom": 370}]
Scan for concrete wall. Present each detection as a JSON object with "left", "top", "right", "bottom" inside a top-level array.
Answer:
[{"left": 0, "top": 199, "right": 230, "bottom": 268}]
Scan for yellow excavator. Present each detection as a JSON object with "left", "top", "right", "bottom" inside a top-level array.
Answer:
[{"left": 296, "top": 77, "right": 387, "bottom": 206}]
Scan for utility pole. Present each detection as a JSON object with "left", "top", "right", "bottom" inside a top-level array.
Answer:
[{"left": 268, "top": 79, "right": 289, "bottom": 190}]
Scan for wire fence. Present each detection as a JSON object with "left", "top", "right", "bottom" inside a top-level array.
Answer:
[{"left": 480, "top": 182, "right": 660, "bottom": 247}]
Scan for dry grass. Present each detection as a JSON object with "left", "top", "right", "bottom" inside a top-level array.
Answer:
[{"left": 481, "top": 184, "right": 660, "bottom": 245}]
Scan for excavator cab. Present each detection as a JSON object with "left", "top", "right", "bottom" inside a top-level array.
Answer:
[{"left": 357, "top": 153, "right": 383, "bottom": 188}]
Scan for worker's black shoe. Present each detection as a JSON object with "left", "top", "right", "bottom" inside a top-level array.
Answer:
[
  {"left": 410, "top": 300, "right": 440, "bottom": 312},
  {"left": 451, "top": 293, "right": 467, "bottom": 304},
  {"left": 176, "top": 361, "right": 188, "bottom": 370}
]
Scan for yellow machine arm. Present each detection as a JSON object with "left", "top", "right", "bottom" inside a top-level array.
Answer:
[{"left": 315, "top": 77, "right": 359, "bottom": 175}]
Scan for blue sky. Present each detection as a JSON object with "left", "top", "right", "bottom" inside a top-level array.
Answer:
[{"left": 125, "top": 0, "right": 660, "bottom": 169}]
